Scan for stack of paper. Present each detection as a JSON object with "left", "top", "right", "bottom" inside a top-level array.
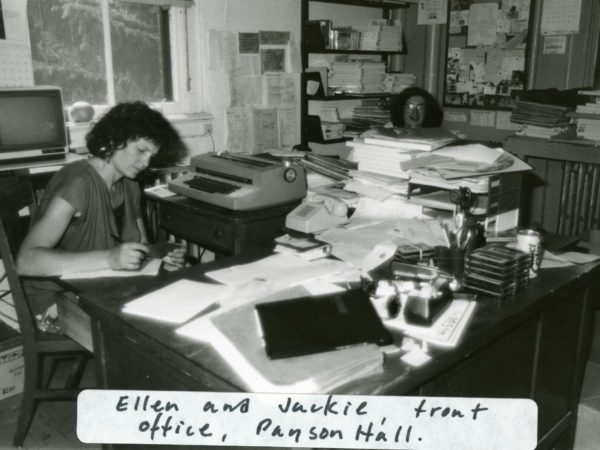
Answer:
[
  {"left": 348, "top": 98, "right": 392, "bottom": 130},
  {"left": 404, "top": 143, "right": 532, "bottom": 181},
  {"left": 122, "top": 279, "right": 231, "bottom": 324},
  {"left": 571, "top": 91, "right": 600, "bottom": 141},
  {"left": 329, "top": 61, "right": 386, "bottom": 94},
  {"left": 176, "top": 293, "right": 384, "bottom": 394},
  {"left": 383, "top": 73, "right": 416, "bottom": 94},
  {"left": 510, "top": 101, "right": 573, "bottom": 128},
  {"left": 359, "top": 127, "right": 458, "bottom": 151},
  {"left": 357, "top": 25, "right": 403, "bottom": 51},
  {"left": 346, "top": 140, "right": 413, "bottom": 179}
]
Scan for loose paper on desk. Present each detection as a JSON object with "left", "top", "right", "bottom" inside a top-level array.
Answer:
[
  {"left": 386, "top": 300, "right": 476, "bottom": 348},
  {"left": 349, "top": 196, "right": 424, "bottom": 227},
  {"left": 176, "top": 285, "right": 383, "bottom": 394},
  {"left": 206, "top": 253, "right": 354, "bottom": 287},
  {"left": 122, "top": 279, "right": 231, "bottom": 324},
  {"left": 60, "top": 258, "right": 162, "bottom": 280}
]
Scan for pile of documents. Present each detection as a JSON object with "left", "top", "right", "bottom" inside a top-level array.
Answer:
[
  {"left": 511, "top": 100, "right": 574, "bottom": 139},
  {"left": 357, "top": 24, "right": 403, "bottom": 51},
  {"left": 329, "top": 61, "right": 386, "bottom": 94},
  {"left": 180, "top": 299, "right": 384, "bottom": 394},
  {"left": 345, "top": 98, "right": 392, "bottom": 131},
  {"left": 383, "top": 73, "right": 416, "bottom": 94},
  {"left": 571, "top": 90, "right": 600, "bottom": 141},
  {"left": 346, "top": 127, "right": 458, "bottom": 179}
]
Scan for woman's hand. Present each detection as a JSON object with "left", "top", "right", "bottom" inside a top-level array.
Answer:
[
  {"left": 164, "top": 245, "right": 187, "bottom": 269},
  {"left": 108, "top": 242, "right": 150, "bottom": 270}
]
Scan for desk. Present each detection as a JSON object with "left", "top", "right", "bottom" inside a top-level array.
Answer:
[
  {"left": 145, "top": 194, "right": 299, "bottom": 258},
  {"left": 61, "top": 258, "right": 600, "bottom": 449}
]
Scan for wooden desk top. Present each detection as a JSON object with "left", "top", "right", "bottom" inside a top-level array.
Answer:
[{"left": 58, "top": 256, "right": 600, "bottom": 395}]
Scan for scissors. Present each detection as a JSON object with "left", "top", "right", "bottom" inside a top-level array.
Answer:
[
  {"left": 449, "top": 187, "right": 474, "bottom": 213},
  {"left": 449, "top": 187, "right": 474, "bottom": 249}
]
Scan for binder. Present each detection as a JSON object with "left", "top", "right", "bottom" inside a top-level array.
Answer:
[{"left": 255, "top": 289, "right": 392, "bottom": 360}]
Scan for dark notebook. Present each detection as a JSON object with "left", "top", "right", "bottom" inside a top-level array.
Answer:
[{"left": 255, "top": 290, "right": 393, "bottom": 360}]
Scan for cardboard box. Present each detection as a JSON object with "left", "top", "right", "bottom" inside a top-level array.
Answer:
[{"left": 0, "top": 322, "right": 24, "bottom": 401}]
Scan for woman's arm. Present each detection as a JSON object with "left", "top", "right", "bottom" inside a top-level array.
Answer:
[{"left": 17, "top": 196, "right": 149, "bottom": 276}]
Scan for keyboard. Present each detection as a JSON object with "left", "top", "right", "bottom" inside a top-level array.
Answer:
[{"left": 183, "top": 175, "right": 241, "bottom": 194}]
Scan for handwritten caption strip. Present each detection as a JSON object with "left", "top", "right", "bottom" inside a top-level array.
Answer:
[{"left": 78, "top": 390, "right": 537, "bottom": 449}]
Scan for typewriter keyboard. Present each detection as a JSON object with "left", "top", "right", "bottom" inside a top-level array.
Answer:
[{"left": 184, "top": 175, "right": 241, "bottom": 194}]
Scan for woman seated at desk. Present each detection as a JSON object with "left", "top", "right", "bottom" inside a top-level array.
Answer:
[
  {"left": 17, "top": 101, "right": 187, "bottom": 332},
  {"left": 389, "top": 86, "right": 444, "bottom": 129}
]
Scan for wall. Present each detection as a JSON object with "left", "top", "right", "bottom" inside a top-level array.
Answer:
[
  {"left": 191, "top": 0, "right": 600, "bottom": 149},
  {"left": 194, "top": 0, "right": 301, "bottom": 154},
  {"left": 435, "top": 0, "right": 600, "bottom": 143}
]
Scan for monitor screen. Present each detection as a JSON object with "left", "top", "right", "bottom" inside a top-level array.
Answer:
[{"left": 0, "top": 86, "right": 68, "bottom": 164}]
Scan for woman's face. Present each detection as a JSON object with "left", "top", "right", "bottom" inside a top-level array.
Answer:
[
  {"left": 403, "top": 95, "right": 426, "bottom": 128},
  {"left": 111, "top": 137, "right": 158, "bottom": 179}
]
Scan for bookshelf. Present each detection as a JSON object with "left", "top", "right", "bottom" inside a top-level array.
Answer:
[{"left": 299, "top": 0, "right": 412, "bottom": 147}]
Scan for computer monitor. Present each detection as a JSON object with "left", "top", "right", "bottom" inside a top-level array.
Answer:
[{"left": 0, "top": 86, "right": 68, "bottom": 167}]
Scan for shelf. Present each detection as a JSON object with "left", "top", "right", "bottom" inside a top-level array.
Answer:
[
  {"left": 306, "top": 48, "right": 406, "bottom": 55},
  {"left": 309, "top": 0, "right": 412, "bottom": 8},
  {"left": 309, "top": 137, "right": 353, "bottom": 144},
  {"left": 309, "top": 93, "right": 394, "bottom": 100}
]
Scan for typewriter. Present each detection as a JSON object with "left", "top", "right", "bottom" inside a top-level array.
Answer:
[{"left": 168, "top": 153, "right": 307, "bottom": 211}]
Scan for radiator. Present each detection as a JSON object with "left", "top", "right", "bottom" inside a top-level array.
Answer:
[{"left": 557, "top": 161, "right": 600, "bottom": 236}]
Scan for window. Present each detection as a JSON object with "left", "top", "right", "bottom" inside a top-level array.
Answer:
[{"left": 27, "top": 0, "right": 191, "bottom": 112}]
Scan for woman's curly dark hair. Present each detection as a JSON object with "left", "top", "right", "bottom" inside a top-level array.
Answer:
[
  {"left": 390, "top": 86, "right": 444, "bottom": 128},
  {"left": 86, "top": 101, "right": 187, "bottom": 168}
]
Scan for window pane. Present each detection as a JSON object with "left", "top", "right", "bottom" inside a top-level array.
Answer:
[
  {"left": 28, "top": 0, "right": 107, "bottom": 106},
  {"left": 109, "top": 1, "right": 171, "bottom": 103}
]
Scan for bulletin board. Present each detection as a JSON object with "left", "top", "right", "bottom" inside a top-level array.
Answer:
[{"left": 443, "top": 0, "right": 532, "bottom": 110}]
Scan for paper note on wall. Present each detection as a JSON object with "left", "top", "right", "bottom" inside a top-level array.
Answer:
[
  {"left": 226, "top": 108, "right": 252, "bottom": 153},
  {"left": 252, "top": 108, "right": 279, "bottom": 151},
  {"left": 541, "top": 0, "right": 582, "bottom": 35},
  {"left": 467, "top": 3, "right": 499, "bottom": 46},
  {"left": 278, "top": 106, "right": 298, "bottom": 149},
  {"left": 417, "top": 0, "right": 448, "bottom": 25},
  {"left": 0, "top": 0, "right": 33, "bottom": 87}
]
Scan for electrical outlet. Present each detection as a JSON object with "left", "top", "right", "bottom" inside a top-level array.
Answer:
[{"left": 202, "top": 122, "right": 213, "bottom": 135}]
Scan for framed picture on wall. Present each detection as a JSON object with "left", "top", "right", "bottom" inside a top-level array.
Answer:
[{"left": 443, "top": 0, "right": 532, "bottom": 110}]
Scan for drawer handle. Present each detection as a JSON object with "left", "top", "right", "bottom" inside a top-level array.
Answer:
[{"left": 213, "top": 228, "right": 224, "bottom": 239}]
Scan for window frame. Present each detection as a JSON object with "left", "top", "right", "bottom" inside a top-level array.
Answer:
[{"left": 54, "top": 0, "right": 196, "bottom": 116}]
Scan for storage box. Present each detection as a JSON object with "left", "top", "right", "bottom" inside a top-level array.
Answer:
[{"left": 0, "top": 322, "right": 24, "bottom": 401}]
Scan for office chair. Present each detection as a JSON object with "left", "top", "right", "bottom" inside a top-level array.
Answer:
[{"left": 0, "top": 176, "right": 92, "bottom": 448}]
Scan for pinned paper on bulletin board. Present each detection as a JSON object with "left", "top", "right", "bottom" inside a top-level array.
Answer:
[
  {"left": 444, "top": 0, "right": 531, "bottom": 110},
  {"left": 417, "top": 0, "right": 448, "bottom": 25},
  {"left": 541, "top": 0, "right": 582, "bottom": 35}
]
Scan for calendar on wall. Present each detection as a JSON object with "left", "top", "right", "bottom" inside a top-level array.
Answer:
[{"left": 0, "top": 0, "right": 34, "bottom": 87}]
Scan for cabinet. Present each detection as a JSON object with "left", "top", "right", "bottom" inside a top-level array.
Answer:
[{"left": 299, "top": 0, "right": 412, "bottom": 147}]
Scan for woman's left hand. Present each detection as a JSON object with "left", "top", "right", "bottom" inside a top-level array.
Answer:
[{"left": 164, "top": 245, "right": 187, "bottom": 269}]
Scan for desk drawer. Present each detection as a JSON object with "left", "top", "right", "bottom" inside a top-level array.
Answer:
[{"left": 158, "top": 204, "right": 236, "bottom": 254}]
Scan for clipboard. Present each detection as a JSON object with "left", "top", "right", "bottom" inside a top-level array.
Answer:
[{"left": 255, "top": 289, "right": 392, "bottom": 360}]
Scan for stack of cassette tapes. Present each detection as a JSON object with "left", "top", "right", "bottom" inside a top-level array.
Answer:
[
  {"left": 464, "top": 245, "right": 530, "bottom": 299},
  {"left": 394, "top": 242, "right": 434, "bottom": 264}
]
